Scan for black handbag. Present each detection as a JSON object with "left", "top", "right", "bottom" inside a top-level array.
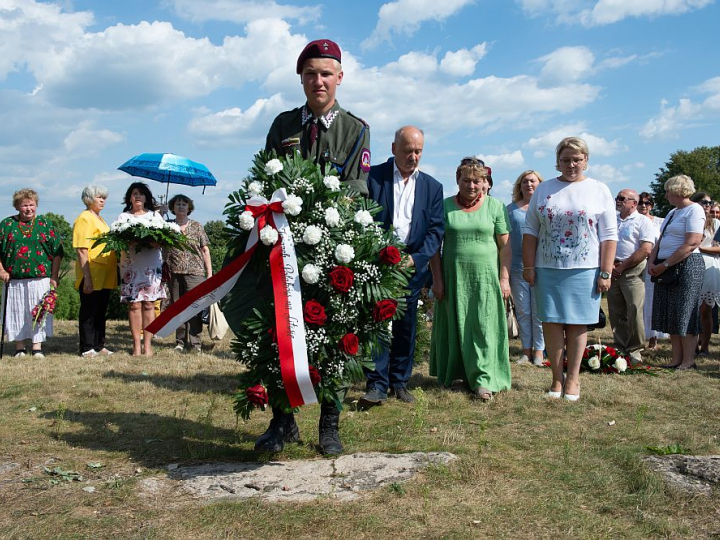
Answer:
[
  {"left": 650, "top": 210, "right": 683, "bottom": 285},
  {"left": 587, "top": 307, "right": 606, "bottom": 331}
]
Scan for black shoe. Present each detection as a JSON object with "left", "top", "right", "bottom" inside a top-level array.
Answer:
[
  {"left": 254, "top": 407, "right": 300, "bottom": 452},
  {"left": 319, "top": 402, "right": 343, "bottom": 455},
  {"left": 358, "top": 387, "right": 387, "bottom": 409},
  {"left": 392, "top": 387, "right": 415, "bottom": 403}
]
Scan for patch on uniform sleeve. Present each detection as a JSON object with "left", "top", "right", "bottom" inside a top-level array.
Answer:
[
  {"left": 281, "top": 137, "right": 301, "bottom": 147},
  {"left": 360, "top": 148, "right": 371, "bottom": 173}
]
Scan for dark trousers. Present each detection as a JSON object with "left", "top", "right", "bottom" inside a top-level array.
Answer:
[
  {"left": 364, "top": 287, "right": 421, "bottom": 393},
  {"left": 170, "top": 273, "right": 205, "bottom": 348},
  {"left": 78, "top": 283, "right": 111, "bottom": 354}
]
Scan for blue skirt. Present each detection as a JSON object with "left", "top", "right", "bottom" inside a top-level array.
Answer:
[{"left": 536, "top": 268, "right": 600, "bottom": 324}]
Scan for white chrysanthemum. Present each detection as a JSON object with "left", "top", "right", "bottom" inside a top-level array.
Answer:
[
  {"left": 588, "top": 356, "right": 601, "bottom": 370},
  {"left": 264, "top": 159, "right": 283, "bottom": 176},
  {"left": 614, "top": 357, "right": 627, "bottom": 372},
  {"left": 303, "top": 225, "right": 322, "bottom": 245},
  {"left": 247, "top": 181, "right": 264, "bottom": 196},
  {"left": 323, "top": 175, "right": 341, "bottom": 191},
  {"left": 282, "top": 194, "right": 303, "bottom": 216},
  {"left": 301, "top": 264, "right": 322, "bottom": 284},
  {"left": 325, "top": 207, "right": 341, "bottom": 227},
  {"left": 166, "top": 222, "right": 181, "bottom": 233},
  {"left": 238, "top": 211, "right": 255, "bottom": 231},
  {"left": 354, "top": 210, "right": 373, "bottom": 227},
  {"left": 259, "top": 225, "right": 279, "bottom": 246},
  {"left": 335, "top": 244, "right": 355, "bottom": 264}
]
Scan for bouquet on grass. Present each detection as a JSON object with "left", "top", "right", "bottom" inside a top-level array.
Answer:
[
  {"left": 581, "top": 343, "right": 658, "bottom": 375},
  {"left": 31, "top": 284, "right": 57, "bottom": 330},
  {"left": 91, "top": 212, "right": 189, "bottom": 254},
  {"left": 225, "top": 151, "right": 412, "bottom": 419}
]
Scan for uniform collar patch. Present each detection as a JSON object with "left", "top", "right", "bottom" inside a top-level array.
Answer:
[{"left": 302, "top": 106, "right": 339, "bottom": 130}]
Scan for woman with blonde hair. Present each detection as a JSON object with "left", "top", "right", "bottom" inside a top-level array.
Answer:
[
  {"left": 648, "top": 176, "right": 704, "bottom": 369},
  {"left": 507, "top": 170, "right": 545, "bottom": 365},
  {"left": 523, "top": 137, "right": 617, "bottom": 401}
]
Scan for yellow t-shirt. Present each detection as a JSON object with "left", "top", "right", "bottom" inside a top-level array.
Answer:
[{"left": 72, "top": 210, "right": 118, "bottom": 290}]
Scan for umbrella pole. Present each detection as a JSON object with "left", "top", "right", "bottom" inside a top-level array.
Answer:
[{"left": 0, "top": 280, "right": 9, "bottom": 359}]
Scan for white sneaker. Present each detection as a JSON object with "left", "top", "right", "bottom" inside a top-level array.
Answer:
[
  {"left": 98, "top": 348, "right": 114, "bottom": 356},
  {"left": 14, "top": 351, "right": 26, "bottom": 358},
  {"left": 32, "top": 351, "right": 45, "bottom": 358},
  {"left": 174, "top": 344, "right": 184, "bottom": 352},
  {"left": 533, "top": 356, "right": 545, "bottom": 366},
  {"left": 516, "top": 354, "right": 530, "bottom": 365},
  {"left": 81, "top": 349, "right": 98, "bottom": 358}
]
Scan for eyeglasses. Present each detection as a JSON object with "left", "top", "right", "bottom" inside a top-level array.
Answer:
[
  {"left": 699, "top": 200, "right": 713, "bottom": 206},
  {"left": 638, "top": 201, "right": 652, "bottom": 206},
  {"left": 559, "top": 157, "right": 585, "bottom": 166},
  {"left": 615, "top": 196, "right": 637, "bottom": 203}
]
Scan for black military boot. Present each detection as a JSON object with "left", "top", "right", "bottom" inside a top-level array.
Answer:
[
  {"left": 254, "top": 407, "right": 300, "bottom": 452},
  {"left": 318, "top": 402, "right": 343, "bottom": 455}
]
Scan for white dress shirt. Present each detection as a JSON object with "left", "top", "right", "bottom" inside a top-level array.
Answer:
[
  {"left": 393, "top": 162, "right": 418, "bottom": 244},
  {"left": 615, "top": 210, "right": 655, "bottom": 261}
]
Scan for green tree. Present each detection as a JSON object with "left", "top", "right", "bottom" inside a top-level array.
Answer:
[
  {"left": 45, "top": 212, "right": 76, "bottom": 280},
  {"left": 204, "top": 219, "right": 228, "bottom": 275},
  {"left": 650, "top": 146, "right": 720, "bottom": 217}
]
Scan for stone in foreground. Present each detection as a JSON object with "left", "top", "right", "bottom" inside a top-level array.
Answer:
[
  {"left": 165, "top": 452, "right": 457, "bottom": 502},
  {"left": 643, "top": 455, "right": 720, "bottom": 495}
]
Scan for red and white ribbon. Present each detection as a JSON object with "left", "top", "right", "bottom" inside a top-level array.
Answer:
[{"left": 146, "top": 189, "right": 317, "bottom": 407}]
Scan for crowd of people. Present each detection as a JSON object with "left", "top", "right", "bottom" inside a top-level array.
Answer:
[{"left": 0, "top": 38, "right": 717, "bottom": 456}]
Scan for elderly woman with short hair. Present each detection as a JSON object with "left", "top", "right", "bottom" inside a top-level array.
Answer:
[
  {"left": 72, "top": 185, "right": 117, "bottom": 357},
  {"left": 648, "top": 175, "right": 705, "bottom": 369},
  {"left": 523, "top": 137, "right": 617, "bottom": 401},
  {"left": 0, "top": 189, "right": 64, "bottom": 357},
  {"left": 165, "top": 194, "right": 212, "bottom": 352}
]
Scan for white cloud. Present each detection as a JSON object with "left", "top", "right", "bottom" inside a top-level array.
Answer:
[
  {"left": 439, "top": 44, "right": 488, "bottom": 77},
  {"left": 63, "top": 122, "right": 125, "bottom": 153},
  {"left": 165, "top": 0, "right": 321, "bottom": 24},
  {"left": 640, "top": 76, "right": 720, "bottom": 139},
  {"left": 588, "top": 163, "right": 629, "bottom": 184},
  {"left": 475, "top": 150, "right": 526, "bottom": 169},
  {"left": 539, "top": 46, "right": 595, "bottom": 85},
  {"left": 527, "top": 124, "right": 627, "bottom": 156},
  {"left": 362, "top": 0, "right": 475, "bottom": 50},
  {"left": 517, "top": 0, "right": 713, "bottom": 26}
]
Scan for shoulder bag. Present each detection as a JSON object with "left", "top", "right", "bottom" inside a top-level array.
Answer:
[{"left": 650, "top": 210, "right": 685, "bottom": 285}]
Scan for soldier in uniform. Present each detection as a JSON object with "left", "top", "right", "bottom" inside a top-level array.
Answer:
[
  {"left": 265, "top": 39, "right": 370, "bottom": 195},
  {"left": 251, "top": 39, "right": 371, "bottom": 456}
]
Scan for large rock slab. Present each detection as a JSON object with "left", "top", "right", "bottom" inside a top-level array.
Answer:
[
  {"left": 166, "top": 451, "right": 457, "bottom": 502},
  {"left": 644, "top": 455, "right": 720, "bottom": 495}
]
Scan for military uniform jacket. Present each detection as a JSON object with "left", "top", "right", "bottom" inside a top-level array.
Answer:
[{"left": 265, "top": 101, "right": 370, "bottom": 196}]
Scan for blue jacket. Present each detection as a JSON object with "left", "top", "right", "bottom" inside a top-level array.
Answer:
[{"left": 367, "top": 158, "right": 445, "bottom": 290}]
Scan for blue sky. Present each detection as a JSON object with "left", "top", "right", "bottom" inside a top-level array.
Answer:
[{"left": 1, "top": 0, "right": 718, "bottom": 225}]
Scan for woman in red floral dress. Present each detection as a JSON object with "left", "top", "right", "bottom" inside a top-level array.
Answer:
[{"left": 0, "top": 189, "right": 64, "bottom": 357}]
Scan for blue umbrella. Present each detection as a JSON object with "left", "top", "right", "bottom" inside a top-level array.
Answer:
[{"left": 118, "top": 153, "right": 217, "bottom": 198}]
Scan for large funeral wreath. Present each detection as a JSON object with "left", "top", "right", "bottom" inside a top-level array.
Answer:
[{"left": 224, "top": 151, "right": 411, "bottom": 419}]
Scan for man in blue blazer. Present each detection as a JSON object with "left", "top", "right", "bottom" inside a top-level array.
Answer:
[{"left": 360, "top": 126, "right": 444, "bottom": 407}]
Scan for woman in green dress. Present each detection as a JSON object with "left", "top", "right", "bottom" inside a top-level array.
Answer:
[{"left": 429, "top": 158, "right": 512, "bottom": 400}]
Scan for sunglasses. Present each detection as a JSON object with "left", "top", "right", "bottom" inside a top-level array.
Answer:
[
  {"left": 699, "top": 200, "right": 713, "bottom": 206},
  {"left": 615, "top": 196, "right": 636, "bottom": 203},
  {"left": 460, "top": 157, "right": 492, "bottom": 178},
  {"left": 638, "top": 201, "right": 652, "bottom": 206}
]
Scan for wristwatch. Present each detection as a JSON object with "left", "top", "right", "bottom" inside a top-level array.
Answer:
[
  {"left": 599, "top": 271, "right": 611, "bottom": 279},
  {"left": 663, "top": 261, "right": 670, "bottom": 268}
]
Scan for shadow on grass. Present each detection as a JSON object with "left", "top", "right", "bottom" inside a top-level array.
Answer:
[
  {"left": 102, "top": 370, "right": 239, "bottom": 395},
  {"left": 39, "top": 409, "right": 259, "bottom": 466}
]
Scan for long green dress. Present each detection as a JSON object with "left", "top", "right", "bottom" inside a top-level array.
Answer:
[{"left": 430, "top": 196, "right": 512, "bottom": 392}]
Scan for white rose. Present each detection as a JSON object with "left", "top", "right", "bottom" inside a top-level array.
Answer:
[
  {"left": 323, "top": 175, "right": 341, "bottom": 192},
  {"left": 354, "top": 210, "right": 373, "bottom": 227},
  {"left": 259, "top": 225, "right": 279, "bottom": 246},
  {"left": 613, "top": 358, "right": 628, "bottom": 372},
  {"left": 247, "top": 181, "right": 264, "bottom": 196},
  {"left": 588, "top": 356, "right": 601, "bottom": 370},
  {"left": 335, "top": 244, "right": 355, "bottom": 264},
  {"left": 264, "top": 159, "right": 283, "bottom": 175},
  {"left": 324, "top": 207, "right": 341, "bottom": 227},
  {"left": 301, "top": 264, "right": 322, "bottom": 284},
  {"left": 282, "top": 194, "right": 303, "bottom": 216},
  {"left": 303, "top": 225, "right": 322, "bottom": 245},
  {"left": 238, "top": 211, "right": 255, "bottom": 231}
]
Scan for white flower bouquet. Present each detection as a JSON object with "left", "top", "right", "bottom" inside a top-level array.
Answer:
[{"left": 92, "top": 213, "right": 189, "bottom": 254}]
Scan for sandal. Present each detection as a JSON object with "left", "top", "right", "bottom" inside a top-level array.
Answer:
[{"left": 473, "top": 387, "right": 493, "bottom": 402}]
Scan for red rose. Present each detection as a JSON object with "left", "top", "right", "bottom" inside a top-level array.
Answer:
[
  {"left": 338, "top": 333, "right": 359, "bottom": 355},
  {"left": 379, "top": 246, "right": 401, "bottom": 265},
  {"left": 372, "top": 299, "right": 398, "bottom": 321},
  {"left": 308, "top": 365, "right": 321, "bottom": 386},
  {"left": 304, "top": 299, "right": 328, "bottom": 326},
  {"left": 329, "top": 266, "right": 354, "bottom": 293},
  {"left": 606, "top": 346, "right": 617, "bottom": 358},
  {"left": 246, "top": 384, "right": 268, "bottom": 407}
]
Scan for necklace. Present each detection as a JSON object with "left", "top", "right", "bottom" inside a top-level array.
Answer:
[
  {"left": 456, "top": 194, "right": 482, "bottom": 209},
  {"left": 17, "top": 217, "right": 36, "bottom": 238}
]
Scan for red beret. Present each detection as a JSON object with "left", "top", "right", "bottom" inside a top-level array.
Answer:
[{"left": 296, "top": 39, "right": 342, "bottom": 74}]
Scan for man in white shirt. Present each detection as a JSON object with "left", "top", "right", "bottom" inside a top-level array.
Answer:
[
  {"left": 608, "top": 189, "right": 655, "bottom": 361},
  {"left": 360, "top": 126, "right": 444, "bottom": 407}
]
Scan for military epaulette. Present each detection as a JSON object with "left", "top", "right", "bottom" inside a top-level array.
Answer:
[{"left": 346, "top": 110, "right": 370, "bottom": 129}]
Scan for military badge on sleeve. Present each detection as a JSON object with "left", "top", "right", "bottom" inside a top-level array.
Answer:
[{"left": 360, "top": 148, "right": 371, "bottom": 173}]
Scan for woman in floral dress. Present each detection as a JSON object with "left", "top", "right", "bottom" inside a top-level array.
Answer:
[
  {"left": 0, "top": 189, "right": 64, "bottom": 357},
  {"left": 118, "top": 182, "right": 166, "bottom": 356},
  {"left": 523, "top": 137, "right": 617, "bottom": 401}
]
